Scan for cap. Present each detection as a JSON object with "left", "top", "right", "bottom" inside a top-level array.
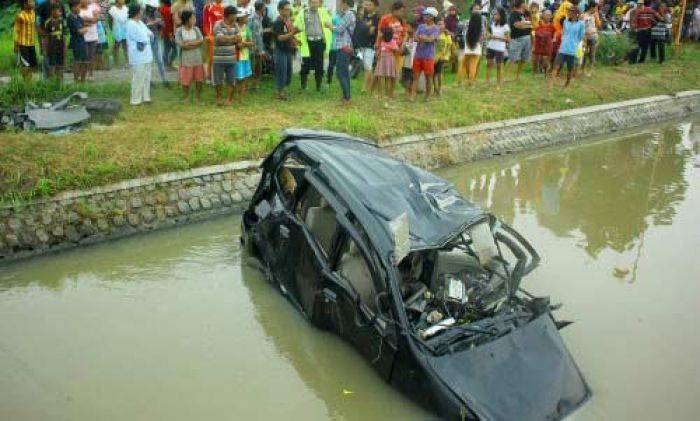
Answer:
[{"left": 423, "top": 6, "right": 439, "bottom": 17}]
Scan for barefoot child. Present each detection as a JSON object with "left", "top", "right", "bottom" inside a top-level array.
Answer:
[
  {"left": 235, "top": 10, "right": 254, "bottom": 97},
  {"left": 44, "top": 3, "right": 65, "bottom": 82},
  {"left": 68, "top": 0, "right": 89, "bottom": 83},
  {"left": 433, "top": 17, "right": 452, "bottom": 96},
  {"left": 411, "top": 7, "right": 439, "bottom": 101},
  {"left": 458, "top": 7, "right": 484, "bottom": 87},
  {"left": 175, "top": 10, "right": 205, "bottom": 102},
  {"left": 549, "top": 7, "right": 584, "bottom": 88},
  {"left": 485, "top": 7, "right": 509, "bottom": 87},
  {"left": 399, "top": 23, "right": 415, "bottom": 95},
  {"left": 374, "top": 26, "right": 398, "bottom": 98}
]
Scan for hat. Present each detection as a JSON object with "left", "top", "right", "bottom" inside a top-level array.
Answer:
[{"left": 423, "top": 6, "right": 439, "bottom": 17}]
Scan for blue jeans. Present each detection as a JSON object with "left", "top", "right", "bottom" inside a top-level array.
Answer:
[
  {"left": 150, "top": 36, "right": 166, "bottom": 82},
  {"left": 162, "top": 37, "right": 177, "bottom": 68},
  {"left": 274, "top": 49, "right": 293, "bottom": 91},
  {"left": 335, "top": 50, "right": 352, "bottom": 100}
]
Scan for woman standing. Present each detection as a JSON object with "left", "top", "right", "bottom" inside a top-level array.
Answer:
[
  {"left": 175, "top": 9, "right": 204, "bottom": 102},
  {"left": 485, "top": 7, "right": 509, "bottom": 87},
  {"left": 126, "top": 4, "right": 154, "bottom": 106},
  {"left": 457, "top": 6, "right": 483, "bottom": 87}
]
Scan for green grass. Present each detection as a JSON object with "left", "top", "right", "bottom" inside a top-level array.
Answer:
[{"left": 1, "top": 43, "right": 699, "bottom": 205}]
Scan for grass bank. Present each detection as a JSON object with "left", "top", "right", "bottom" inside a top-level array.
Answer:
[{"left": 1, "top": 44, "right": 699, "bottom": 204}]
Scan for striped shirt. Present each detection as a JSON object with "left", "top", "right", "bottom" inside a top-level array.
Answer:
[
  {"left": 14, "top": 10, "right": 36, "bottom": 47},
  {"left": 213, "top": 20, "right": 238, "bottom": 64}
]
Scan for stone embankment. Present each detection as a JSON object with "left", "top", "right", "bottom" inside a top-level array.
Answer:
[{"left": 1, "top": 90, "right": 699, "bottom": 262}]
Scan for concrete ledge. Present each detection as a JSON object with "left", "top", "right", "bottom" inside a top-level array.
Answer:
[{"left": 1, "top": 90, "right": 699, "bottom": 262}]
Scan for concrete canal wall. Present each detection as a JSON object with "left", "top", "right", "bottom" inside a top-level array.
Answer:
[{"left": 1, "top": 90, "right": 699, "bottom": 262}]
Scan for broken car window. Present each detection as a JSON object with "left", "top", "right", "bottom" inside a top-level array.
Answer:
[
  {"left": 274, "top": 154, "right": 306, "bottom": 210},
  {"left": 337, "top": 235, "right": 378, "bottom": 314},
  {"left": 295, "top": 183, "right": 339, "bottom": 257}
]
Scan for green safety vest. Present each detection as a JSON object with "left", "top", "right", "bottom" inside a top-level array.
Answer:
[{"left": 294, "top": 7, "right": 333, "bottom": 58}]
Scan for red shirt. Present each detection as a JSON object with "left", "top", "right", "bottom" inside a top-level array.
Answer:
[
  {"left": 160, "top": 5, "right": 174, "bottom": 38},
  {"left": 533, "top": 23, "right": 556, "bottom": 56},
  {"left": 203, "top": 2, "right": 225, "bottom": 37},
  {"left": 378, "top": 14, "right": 405, "bottom": 47},
  {"left": 634, "top": 6, "right": 660, "bottom": 31}
]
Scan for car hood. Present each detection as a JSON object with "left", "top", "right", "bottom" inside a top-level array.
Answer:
[{"left": 426, "top": 313, "right": 590, "bottom": 421}]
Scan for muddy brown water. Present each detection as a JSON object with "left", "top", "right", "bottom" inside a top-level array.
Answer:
[{"left": 1, "top": 119, "right": 699, "bottom": 420}]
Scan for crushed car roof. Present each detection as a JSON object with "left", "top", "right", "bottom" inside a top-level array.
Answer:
[{"left": 266, "top": 129, "right": 488, "bottom": 251}]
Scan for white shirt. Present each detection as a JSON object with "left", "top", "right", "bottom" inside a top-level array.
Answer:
[
  {"left": 108, "top": 5, "right": 128, "bottom": 25},
  {"left": 127, "top": 19, "right": 154, "bottom": 65},
  {"left": 487, "top": 23, "right": 509, "bottom": 52}
]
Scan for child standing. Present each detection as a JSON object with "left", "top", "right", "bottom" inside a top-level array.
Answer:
[
  {"left": 160, "top": 0, "right": 176, "bottom": 70},
  {"left": 549, "top": 7, "right": 585, "bottom": 88},
  {"left": 13, "top": 0, "right": 37, "bottom": 81},
  {"left": 109, "top": 0, "right": 128, "bottom": 67},
  {"left": 433, "top": 17, "right": 452, "bottom": 96},
  {"left": 68, "top": 0, "right": 89, "bottom": 83},
  {"left": 399, "top": 23, "right": 416, "bottom": 95},
  {"left": 485, "top": 7, "right": 509, "bottom": 87},
  {"left": 44, "top": 3, "right": 65, "bottom": 82},
  {"left": 533, "top": 9, "right": 555, "bottom": 74},
  {"left": 374, "top": 26, "right": 398, "bottom": 99},
  {"left": 175, "top": 9, "right": 204, "bottom": 102},
  {"left": 581, "top": 2, "right": 598, "bottom": 76},
  {"left": 235, "top": 11, "right": 254, "bottom": 97},
  {"left": 411, "top": 7, "right": 440, "bottom": 101}
]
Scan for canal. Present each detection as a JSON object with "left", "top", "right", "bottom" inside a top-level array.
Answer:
[{"left": 1, "top": 118, "right": 699, "bottom": 420}]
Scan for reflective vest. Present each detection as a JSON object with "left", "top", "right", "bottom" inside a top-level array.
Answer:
[{"left": 294, "top": 7, "right": 333, "bottom": 58}]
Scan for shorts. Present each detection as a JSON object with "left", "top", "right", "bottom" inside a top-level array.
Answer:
[
  {"left": 235, "top": 59, "right": 252, "bottom": 80},
  {"left": 400, "top": 66, "right": 413, "bottom": 85},
  {"left": 586, "top": 36, "right": 597, "bottom": 47},
  {"left": 508, "top": 35, "right": 531, "bottom": 62},
  {"left": 47, "top": 50, "right": 65, "bottom": 67},
  {"left": 85, "top": 41, "right": 97, "bottom": 61},
  {"left": 18, "top": 45, "right": 37, "bottom": 68},
  {"left": 72, "top": 42, "right": 89, "bottom": 63},
  {"left": 486, "top": 48, "right": 505, "bottom": 64},
  {"left": 179, "top": 65, "right": 205, "bottom": 86},
  {"left": 358, "top": 47, "right": 375, "bottom": 71},
  {"left": 412, "top": 58, "right": 435, "bottom": 75},
  {"left": 213, "top": 62, "right": 236, "bottom": 85},
  {"left": 434, "top": 59, "right": 446, "bottom": 74},
  {"left": 555, "top": 53, "right": 577, "bottom": 71}
]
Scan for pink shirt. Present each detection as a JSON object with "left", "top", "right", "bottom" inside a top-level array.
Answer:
[
  {"left": 380, "top": 39, "right": 398, "bottom": 55},
  {"left": 80, "top": 3, "right": 101, "bottom": 42}
]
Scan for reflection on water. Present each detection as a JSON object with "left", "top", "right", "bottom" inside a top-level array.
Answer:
[
  {"left": 440, "top": 122, "right": 697, "bottom": 275},
  {"left": 1, "top": 119, "right": 699, "bottom": 421}
]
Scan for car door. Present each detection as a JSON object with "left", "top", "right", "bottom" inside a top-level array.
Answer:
[
  {"left": 273, "top": 173, "right": 340, "bottom": 317},
  {"left": 324, "top": 226, "right": 398, "bottom": 380}
]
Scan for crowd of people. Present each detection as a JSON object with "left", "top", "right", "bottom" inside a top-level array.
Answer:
[{"left": 11, "top": 0, "right": 700, "bottom": 105}]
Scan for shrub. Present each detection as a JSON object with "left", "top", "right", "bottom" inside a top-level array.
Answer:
[{"left": 596, "top": 32, "right": 633, "bottom": 65}]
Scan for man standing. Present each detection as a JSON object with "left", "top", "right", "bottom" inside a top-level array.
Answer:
[
  {"left": 203, "top": 0, "right": 225, "bottom": 82},
  {"left": 355, "top": 0, "right": 379, "bottom": 93},
  {"left": 143, "top": 1, "right": 169, "bottom": 86},
  {"left": 294, "top": 0, "right": 332, "bottom": 91},
  {"left": 213, "top": 5, "right": 240, "bottom": 105},
  {"left": 249, "top": 1, "right": 268, "bottom": 90},
  {"left": 14, "top": 0, "right": 37, "bottom": 81},
  {"left": 634, "top": 0, "right": 661, "bottom": 62},
  {"left": 507, "top": 0, "right": 532, "bottom": 81},
  {"left": 332, "top": 0, "right": 356, "bottom": 105},
  {"left": 273, "top": 0, "right": 299, "bottom": 100}
]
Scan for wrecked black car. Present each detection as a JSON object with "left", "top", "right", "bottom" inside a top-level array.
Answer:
[{"left": 241, "top": 130, "right": 590, "bottom": 420}]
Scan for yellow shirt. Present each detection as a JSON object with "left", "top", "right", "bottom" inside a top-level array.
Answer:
[
  {"left": 14, "top": 10, "right": 36, "bottom": 47},
  {"left": 436, "top": 32, "right": 452, "bottom": 61}
]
